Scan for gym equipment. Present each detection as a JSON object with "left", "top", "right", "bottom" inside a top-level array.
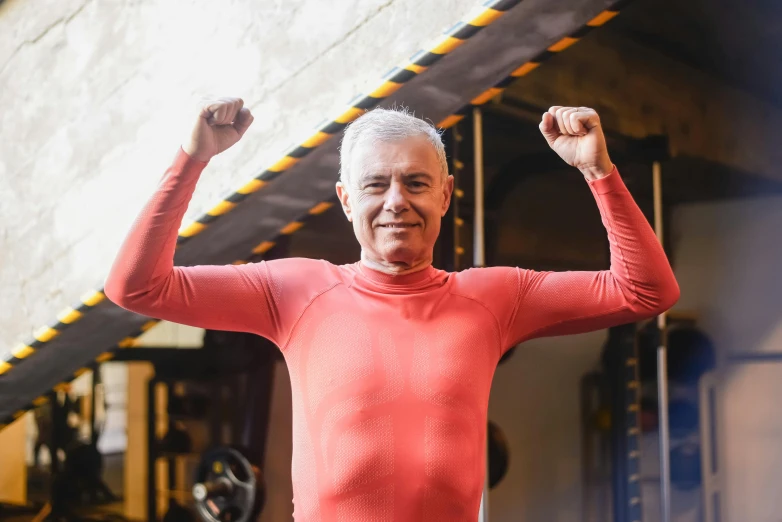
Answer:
[
  {"left": 158, "top": 421, "right": 193, "bottom": 454},
  {"left": 146, "top": 340, "right": 277, "bottom": 522},
  {"left": 603, "top": 323, "right": 643, "bottom": 522},
  {"left": 162, "top": 500, "right": 195, "bottom": 522},
  {"left": 472, "top": 107, "right": 490, "bottom": 522},
  {"left": 60, "top": 442, "right": 118, "bottom": 506},
  {"left": 670, "top": 441, "right": 701, "bottom": 491},
  {"left": 38, "top": 367, "right": 123, "bottom": 522},
  {"left": 668, "top": 399, "right": 699, "bottom": 437},
  {"left": 487, "top": 420, "right": 509, "bottom": 489},
  {"left": 638, "top": 324, "right": 716, "bottom": 385},
  {"left": 653, "top": 158, "right": 673, "bottom": 522},
  {"left": 192, "top": 447, "right": 266, "bottom": 522},
  {"left": 168, "top": 394, "right": 210, "bottom": 419}
]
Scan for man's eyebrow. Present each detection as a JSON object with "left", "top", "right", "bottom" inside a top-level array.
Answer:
[
  {"left": 404, "top": 172, "right": 435, "bottom": 181},
  {"left": 359, "top": 171, "right": 436, "bottom": 184},
  {"left": 359, "top": 173, "right": 391, "bottom": 184}
]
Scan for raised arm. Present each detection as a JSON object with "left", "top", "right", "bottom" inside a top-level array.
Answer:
[
  {"left": 103, "top": 98, "right": 272, "bottom": 336},
  {"left": 506, "top": 107, "right": 679, "bottom": 345}
]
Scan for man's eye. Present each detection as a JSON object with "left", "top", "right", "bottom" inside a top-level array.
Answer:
[
  {"left": 409, "top": 182, "right": 427, "bottom": 188},
  {"left": 367, "top": 183, "right": 386, "bottom": 188}
]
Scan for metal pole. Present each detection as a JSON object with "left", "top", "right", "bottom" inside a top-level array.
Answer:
[
  {"left": 453, "top": 124, "right": 464, "bottom": 271},
  {"left": 474, "top": 108, "right": 489, "bottom": 522},
  {"left": 473, "top": 108, "right": 486, "bottom": 268},
  {"left": 653, "top": 160, "right": 672, "bottom": 522}
]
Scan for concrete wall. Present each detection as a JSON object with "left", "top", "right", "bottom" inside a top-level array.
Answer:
[
  {"left": 0, "top": 0, "right": 482, "bottom": 359},
  {"left": 670, "top": 196, "right": 782, "bottom": 522},
  {"left": 488, "top": 331, "right": 606, "bottom": 522}
]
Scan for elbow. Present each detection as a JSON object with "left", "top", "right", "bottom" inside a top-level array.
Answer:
[
  {"left": 103, "top": 275, "right": 132, "bottom": 309},
  {"left": 103, "top": 273, "right": 152, "bottom": 312},
  {"left": 626, "top": 272, "right": 680, "bottom": 320},
  {"left": 659, "top": 278, "right": 681, "bottom": 313},
  {"left": 649, "top": 273, "right": 681, "bottom": 316}
]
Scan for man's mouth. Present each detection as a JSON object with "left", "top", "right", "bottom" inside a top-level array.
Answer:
[{"left": 379, "top": 223, "right": 417, "bottom": 228}]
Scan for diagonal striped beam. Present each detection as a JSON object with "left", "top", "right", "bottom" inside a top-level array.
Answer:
[{"left": 437, "top": 0, "right": 633, "bottom": 129}]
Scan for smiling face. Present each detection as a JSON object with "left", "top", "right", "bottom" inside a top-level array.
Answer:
[{"left": 336, "top": 135, "right": 454, "bottom": 274}]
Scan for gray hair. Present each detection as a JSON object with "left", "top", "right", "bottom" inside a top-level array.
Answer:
[{"left": 339, "top": 106, "right": 448, "bottom": 184}]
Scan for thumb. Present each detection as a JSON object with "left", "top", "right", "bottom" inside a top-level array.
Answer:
[
  {"left": 232, "top": 107, "right": 254, "bottom": 137},
  {"left": 539, "top": 112, "right": 560, "bottom": 146}
]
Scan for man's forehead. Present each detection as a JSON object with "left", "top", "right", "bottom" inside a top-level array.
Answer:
[{"left": 358, "top": 163, "right": 437, "bottom": 178}]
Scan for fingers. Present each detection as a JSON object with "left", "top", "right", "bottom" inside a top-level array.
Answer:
[
  {"left": 203, "top": 97, "right": 245, "bottom": 126},
  {"left": 562, "top": 108, "right": 579, "bottom": 135},
  {"left": 538, "top": 112, "right": 559, "bottom": 146},
  {"left": 543, "top": 106, "right": 599, "bottom": 136},
  {"left": 233, "top": 107, "right": 254, "bottom": 137},
  {"left": 577, "top": 107, "right": 601, "bottom": 131}
]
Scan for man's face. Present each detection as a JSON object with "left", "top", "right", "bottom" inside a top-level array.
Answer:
[{"left": 336, "top": 136, "right": 454, "bottom": 271}]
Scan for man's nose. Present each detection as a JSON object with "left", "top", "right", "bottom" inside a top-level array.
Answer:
[{"left": 383, "top": 182, "right": 410, "bottom": 213}]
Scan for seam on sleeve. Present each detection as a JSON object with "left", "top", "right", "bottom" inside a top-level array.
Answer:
[
  {"left": 448, "top": 288, "right": 504, "bottom": 364},
  {"left": 279, "top": 277, "right": 343, "bottom": 353},
  {"left": 503, "top": 268, "right": 523, "bottom": 349},
  {"left": 255, "top": 262, "right": 284, "bottom": 346}
]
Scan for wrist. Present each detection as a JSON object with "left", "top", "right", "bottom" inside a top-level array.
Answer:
[
  {"left": 578, "top": 160, "right": 614, "bottom": 181},
  {"left": 181, "top": 144, "right": 212, "bottom": 164}
]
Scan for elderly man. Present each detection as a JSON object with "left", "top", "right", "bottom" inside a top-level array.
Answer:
[{"left": 105, "top": 98, "right": 679, "bottom": 521}]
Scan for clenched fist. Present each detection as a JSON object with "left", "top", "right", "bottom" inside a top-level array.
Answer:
[
  {"left": 539, "top": 106, "right": 613, "bottom": 180},
  {"left": 182, "top": 97, "right": 254, "bottom": 162}
]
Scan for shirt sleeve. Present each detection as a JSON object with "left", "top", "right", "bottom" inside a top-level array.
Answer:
[
  {"left": 502, "top": 166, "right": 680, "bottom": 347},
  {"left": 103, "top": 147, "right": 336, "bottom": 348}
]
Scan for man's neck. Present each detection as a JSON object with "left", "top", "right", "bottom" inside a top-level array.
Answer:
[{"left": 360, "top": 252, "right": 432, "bottom": 276}]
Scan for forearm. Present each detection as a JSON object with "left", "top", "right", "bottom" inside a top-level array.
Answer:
[{"left": 104, "top": 147, "right": 208, "bottom": 306}]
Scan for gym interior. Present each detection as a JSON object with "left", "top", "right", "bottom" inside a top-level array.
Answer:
[{"left": 1, "top": 0, "right": 781, "bottom": 520}]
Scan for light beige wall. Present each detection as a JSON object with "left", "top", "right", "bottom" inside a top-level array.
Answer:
[
  {"left": 487, "top": 331, "right": 606, "bottom": 522},
  {"left": 671, "top": 196, "right": 782, "bottom": 522}
]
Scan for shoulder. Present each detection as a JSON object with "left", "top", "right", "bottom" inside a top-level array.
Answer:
[
  {"left": 449, "top": 266, "right": 523, "bottom": 316},
  {"left": 258, "top": 257, "right": 348, "bottom": 295},
  {"left": 450, "top": 266, "right": 522, "bottom": 293}
]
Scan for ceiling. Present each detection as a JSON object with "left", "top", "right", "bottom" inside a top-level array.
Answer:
[{"left": 610, "top": 0, "right": 782, "bottom": 108}]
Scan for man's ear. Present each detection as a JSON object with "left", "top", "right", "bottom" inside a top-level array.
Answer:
[
  {"left": 335, "top": 181, "right": 353, "bottom": 222},
  {"left": 441, "top": 174, "right": 455, "bottom": 216}
]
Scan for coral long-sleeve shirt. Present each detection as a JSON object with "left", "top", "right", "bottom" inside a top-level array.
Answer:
[{"left": 105, "top": 147, "right": 679, "bottom": 522}]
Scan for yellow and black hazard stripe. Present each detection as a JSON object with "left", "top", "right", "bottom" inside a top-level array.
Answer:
[
  {"left": 239, "top": 198, "right": 339, "bottom": 262},
  {"left": 437, "top": 0, "right": 633, "bottom": 129},
  {"left": 0, "top": 290, "right": 106, "bottom": 376},
  {"left": 0, "top": 319, "right": 160, "bottom": 428},
  {"left": 0, "top": 0, "right": 522, "bottom": 384}
]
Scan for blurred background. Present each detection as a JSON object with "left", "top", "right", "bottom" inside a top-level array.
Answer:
[{"left": 1, "top": 0, "right": 781, "bottom": 520}]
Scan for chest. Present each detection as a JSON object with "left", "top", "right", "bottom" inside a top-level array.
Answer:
[{"left": 287, "top": 290, "right": 500, "bottom": 414}]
